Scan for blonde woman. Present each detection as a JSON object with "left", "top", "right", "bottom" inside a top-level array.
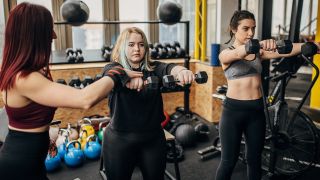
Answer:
[{"left": 102, "top": 27, "right": 195, "bottom": 180}]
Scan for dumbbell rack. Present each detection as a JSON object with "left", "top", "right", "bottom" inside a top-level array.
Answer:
[{"left": 55, "top": 20, "right": 190, "bottom": 180}]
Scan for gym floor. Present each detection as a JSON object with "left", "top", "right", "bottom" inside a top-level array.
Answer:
[{"left": 47, "top": 71, "right": 320, "bottom": 180}]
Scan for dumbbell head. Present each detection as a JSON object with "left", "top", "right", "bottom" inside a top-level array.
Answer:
[
  {"left": 301, "top": 42, "right": 318, "bottom": 57},
  {"left": 69, "top": 76, "right": 81, "bottom": 87},
  {"left": 66, "top": 48, "right": 76, "bottom": 63},
  {"left": 66, "top": 48, "right": 74, "bottom": 55},
  {"left": 150, "top": 48, "right": 158, "bottom": 59},
  {"left": 82, "top": 76, "right": 94, "bottom": 87},
  {"left": 162, "top": 75, "right": 176, "bottom": 88},
  {"left": 146, "top": 76, "right": 159, "bottom": 90},
  {"left": 75, "top": 48, "right": 82, "bottom": 54},
  {"left": 245, "top": 39, "right": 260, "bottom": 54},
  {"left": 171, "top": 41, "right": 180, "bottom": 48},
  {"left": 195, "top": 71, "right": 208, "bottom": 84},
  {"left": 102, "top": 45, "right": 112, "bottom": 61},
  {"left": 276, "top": 40, "right": 293, "bottom": 54},
  {"left": 56, "top": 79, "right": 67, "bottom": 85}
]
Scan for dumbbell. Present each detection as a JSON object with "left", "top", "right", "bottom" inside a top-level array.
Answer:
[
  {"left": 164, "top": 42, "right": 176, "bottom": 58},
  {"left": 150, "top": 47, "right": 158, "bottom": 59},
  {"left": 82, "top": 76, "right": 94, "bottom": 87},
  {"left": 75, "top": 48, "right": 84, "bottom": 63},
  {"left": 101, "top": 45, "right": 113, "bottom": 61},
  {"left": 66, "top": 48, "right": 76, "bottom": 63},
  {"left": 145, "top": 76, "right": 159, "bottom": 90},
  {"left": 56, "top": 79, "right": 67, "bottom": 85},
  {"left": 245, "top": 39, "right": 293, "bottom": 54},
  {"left": 69, "top": 76, "right": 82, "bottom": 89},
  {"left": 170, "top": 41, "right": 185, "bottom": 58},
  {"left": 154, "top": 43, "right": 168, "bottom": 59},
  {"left": 162, "top": 71, "right": 208, "bottom": 88}
]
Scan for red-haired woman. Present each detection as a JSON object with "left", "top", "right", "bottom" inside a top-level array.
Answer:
[{"left": 0, "top": 3, "right": 141, "bottom": 179}]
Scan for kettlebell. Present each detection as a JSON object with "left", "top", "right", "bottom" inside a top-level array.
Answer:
[
  {"left": 84, "top": 134, "right": 101, "bottom": 160},
  {"left": 80, "top": 123, "right": 95, "bottom": 137},
  {"left": 55, "top": 129, "right": 70, "bottom": 147},
  {"left": 57, "top": 134, "right": 70, "bottom": 160},
  {"left": 78, "top": 118, "right": 94, "bottom": 135},
  {"left": 67, "top": 123, "right": 79, "bottom": 140},
  {"left": 45, "top": 142, "right": 61, "bottom": 172},
  {"left": 64, "top": 140, "right": 85, "bottom": 167},
  {"left": 78, "top": 130, "right": 88, "bottom": 150},
  {"left": 49, "top": 124, "right": 60, "bottom": 142},
  {"left": 97, "top": 120, "right": 109, "bottom": 143},
  {"left": 194, "top": 122, "right": 210, "bottom": 139}
]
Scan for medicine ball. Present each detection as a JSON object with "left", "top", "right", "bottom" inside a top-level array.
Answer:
[
  {"left": 175, "top": 124, "right": 196, "bottom": 147},
  {"left": 157, "top": 0, "right": 182, "bottom": 25},
  {"left": 60, "top": 0, "right": 90, "bottom": 26}
]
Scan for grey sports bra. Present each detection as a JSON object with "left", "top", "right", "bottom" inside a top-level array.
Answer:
[{"left": 224, "top": 46, "right": 262, "bottom": 80}]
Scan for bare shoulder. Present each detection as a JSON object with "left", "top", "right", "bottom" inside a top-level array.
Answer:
[{"left": 15, "top": 71, "right": 50, "bottom": 91}]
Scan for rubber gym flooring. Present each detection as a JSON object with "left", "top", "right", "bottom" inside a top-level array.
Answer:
[{"left": 46, "top": 70, "right": 320, "bottom": 180}]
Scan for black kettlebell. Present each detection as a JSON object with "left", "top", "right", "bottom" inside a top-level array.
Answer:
[{"left": 194, "top": 122, "right": 210, "bottom": 139}]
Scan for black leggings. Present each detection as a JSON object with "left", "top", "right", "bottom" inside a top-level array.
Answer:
[
  {"left": 103, "top": 127, "right": 166, "bottom": 180},
  {"left": 216, "top": 97, "right": 266, "bottom": 180},
  {"left": 0, "top": 129, "right": 49, "bottom": 180}
]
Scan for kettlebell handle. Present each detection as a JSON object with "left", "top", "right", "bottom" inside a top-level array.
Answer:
[
  {"left": 86, "top": 134, "right": 98, "bottom": 142},
  {"left": 66, "top": 140, "right": 81, "bottom": 152},
  {"left": 99, "top": 120, "right": 110, "bottom": 130}
]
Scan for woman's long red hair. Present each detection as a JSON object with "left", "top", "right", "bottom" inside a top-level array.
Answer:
[{"left": 0, "top": 2, "right": 54, "bottom": 91}]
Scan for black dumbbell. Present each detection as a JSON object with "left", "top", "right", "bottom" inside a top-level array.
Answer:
[
  {"left": 101, "top": 45, "right": 112, "bottom": 62},
  {"left": 69, "top": 76, "right": 81, "bottom": 89},
  {"left": 216, "top": 85, "right": 228, "bottom": 94},
  {"left": 245, "top": 39, "right": 293, "bottom": 54},
  {"left": 56, "top": 79, "right": 67, "bottom": 85},
  {"left": 82, "top": 76, "right": 94, "bottom": 87},
  {"left": 150, "top": 47, "right": 158, "bottom": 59},
  {"left": 75, "top": 48, "right": 84, "bottom": 63},
  {"left": 145, "top": 76, "right": 159, "bottom": 90},
  {"left": 195, "top": 71, "right": 208, "bottom": 84},
  {"left": 154, "top": 43, "right": 167, "bottom": 59},
  {"left": 162, "top": 71, "right": 208, "bottom": 88},
  {"left": 66, "top": 48, "right": 76, "bottom": 63},
  {"left": 170, "top": 41, "right": 185, "bottom": 58},
  {"left": 94, "top": 74, "right": 103, "bottom": 81},
  {"left": 164, "top": 42, "right": 176, "bottom": 58}
]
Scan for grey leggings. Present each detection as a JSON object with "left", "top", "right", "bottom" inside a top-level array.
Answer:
[{"left": 216, "top": 97, "right": 266, "bottom": 180}]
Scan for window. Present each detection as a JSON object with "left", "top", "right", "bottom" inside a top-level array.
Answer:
[
  {"left": 0, "top": 0, "right": 5, "bottom": 62},
  {"left": 119, "top": 0, "right": 149, "bottom": 40},
  {"left": 158, "top": 0, "right": 195, "bottom": 53},
  {"left": 71, "top": 0, "right": 104, "bottom": 49},
  {"left": 17, "top": 0, "right": 56, "bottom": 50}
]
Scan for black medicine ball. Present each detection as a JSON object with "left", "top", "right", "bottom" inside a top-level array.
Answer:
[
  {"left": 60, "top": 0, "right": 90, "bottom": 26},
  {"left": 157, "top": 0, "right": 182, "bottom": 25}
]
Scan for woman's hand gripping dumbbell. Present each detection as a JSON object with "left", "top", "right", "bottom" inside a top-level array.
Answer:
[
  {"left": 124, "top": 69, "right": 160, "bottom": 92},
  {"left": 162, "top": 71, "right": 208, "bottom": 88},
  {"left": 245, "top": 39, "right": 293, "bottom": 54}
]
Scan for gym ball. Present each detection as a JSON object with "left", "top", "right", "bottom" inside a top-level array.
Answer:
[
  {"left": 175, "top": 124, "right": 196, "bottom": 147},
  {"left": 157, "top": 0, "right": 182, "bottom": 25},
  {"left": 60, "top": 0, "right": 90, "bottom": 26}
]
